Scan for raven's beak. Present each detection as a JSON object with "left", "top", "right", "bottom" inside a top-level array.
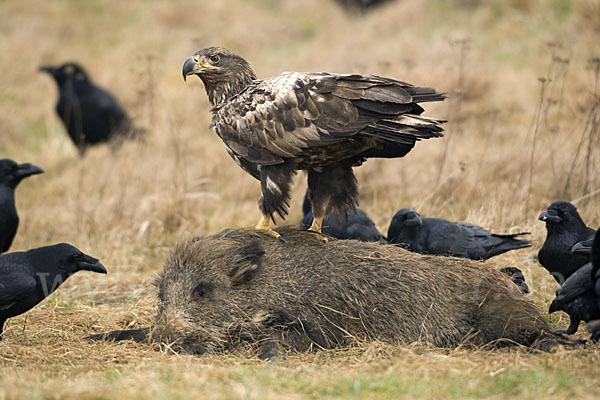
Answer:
[
  {"left": 538, "top": 210, "right": 560, "bottom": 223},
  {"left": 15, "top": 163, "right": 44, "bottom": 179},
  {"left": 520, "top": 281, "right": 530, "bottom": 294},
  {"left": 403, "top": 213, "right": 423, "bottom": 227},
  {"left": 182, "top": 56, "right": 200, "bottom": 82},
  {"left": 571, "top": 238, "right": 593, "bottom": 255},
  {"left": 39, "top": 65, "right": 56, "bottom": 75},
  {"left": 78, "top": 254, "right": 107, "bottom": 274},
  {"left": 548, "top": 298, "right": 562, "bottom": 314}
]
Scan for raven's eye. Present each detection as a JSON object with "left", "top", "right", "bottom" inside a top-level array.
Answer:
[
  {"left": 209, "top": 55, "right": 220, "bottom": 64},
  {"left": 192, "top": 283, "right": 212, "bottom": 301},
  {"left": 72, "top": 253, "right": 81, "bottom": 262}
]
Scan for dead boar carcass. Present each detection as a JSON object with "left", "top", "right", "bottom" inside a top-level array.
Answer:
[{"left": 147, "top": 227, "right": 554, "bottom": 359}]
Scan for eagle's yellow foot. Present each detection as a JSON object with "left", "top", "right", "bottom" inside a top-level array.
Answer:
[
  {"left": 307, "top": 216, "right": 328, "bottom": 243},
  {"left": 255, "top": 215, "right": 287, "bottom": 243}
]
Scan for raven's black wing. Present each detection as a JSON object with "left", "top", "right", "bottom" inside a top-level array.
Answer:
[{"left": 0, "top": 270, "right": 36, "bottom": 310}]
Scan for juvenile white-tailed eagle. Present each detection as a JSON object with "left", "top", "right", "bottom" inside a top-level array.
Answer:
[{"left": 183, "top": 47, "right": 445, "bottom": 240}]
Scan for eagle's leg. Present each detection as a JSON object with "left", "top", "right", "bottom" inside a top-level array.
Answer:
[
  {"left": 256, "top": 161, "right": 296, "bottom": 241},
  {"left": 307, "top": 161, "right": 358, "bottom": 241},
  {"left": 308, "top": 215, "right": 323, "bottom": 233}
]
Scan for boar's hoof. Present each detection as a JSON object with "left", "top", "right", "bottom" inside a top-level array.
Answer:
[{"left": 259, "top": 341, "right": 279, "bottom": 363}]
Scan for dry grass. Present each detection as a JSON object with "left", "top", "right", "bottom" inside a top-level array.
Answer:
[{"left": 1, "top": 0, "right": 599, "bottom": 398}]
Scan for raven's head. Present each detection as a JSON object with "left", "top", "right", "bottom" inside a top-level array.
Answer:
[
  {"left": 0, "top": 159, "right": 44, "bottom": 189},
  {"left": 28, "top": 243, "right": 108, "bottom": 277},
  {"left": 387, "top": 208, "right": 423, "bottom": 244},
  {"left": 538, "top": 201, "right": 585, "bottom": 231},
  {"left": 391, "top": 208, "right": 423, "bottom": 227},
  {"left": 548, "top": 293, "right": 565, "bottom": 314},
  {"left": 571, "top": 237, "right": 594, "bottom": 255},
  {"left": 39, "top": 62, "right": 91, "bottom": 87}
]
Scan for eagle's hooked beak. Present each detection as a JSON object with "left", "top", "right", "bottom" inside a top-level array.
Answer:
[{"left": 182, "top": 56, "right": 201, "bottom": 81}]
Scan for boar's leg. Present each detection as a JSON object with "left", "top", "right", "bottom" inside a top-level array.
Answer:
[
  {"left": 553, "top": 319, "right": 580, "bottom": 335},
  {"left": 258, "top": 340, "right": 280, "bottom": 363}
]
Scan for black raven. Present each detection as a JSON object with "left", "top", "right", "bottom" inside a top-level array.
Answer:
[
  {"left": 548, "top": 261, "right": 600, "bottom": 341},
  {"left": 571, "top": 231, "right": 600, "bottom": 301},
  {"left": 0, "top": 243, "right": 106, "bottom": 340},
  {"left": 39, "top": 62, "right": 138, "bottom": 155},
  {"left": 0, "top": 159, "right": 44, "bottom": 254},
  {"left": 183, "top": 47, "right": 444, "bottom": 241},
  {"left": 386, "top": 208, "right": 531, "bottom": 260},
  {"left": 300, "top": 192, "right": 386, "bottom": 243},
  {"left": 538, "top": 201, "right": 595, "bottom": 284},
  {"left": 499, "top": 267, "right": 530, "bottom": 294},
  {"left": 585, "top": 230, "right": 600, "bottom": 339}
]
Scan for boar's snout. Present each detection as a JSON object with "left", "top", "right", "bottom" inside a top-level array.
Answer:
[
  {"left": 154, "top": 309, "right": 197, "bottom": 350},
  {"left": 154, "top": 307, "right": 231, "bottom": 355}
]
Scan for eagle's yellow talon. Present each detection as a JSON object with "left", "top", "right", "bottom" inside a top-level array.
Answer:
[
  {"left": 255, "top": 215, "right": 286, "bottom": 242},
  {"left": 307, "top": 230, "right": 328, "bottom": 243},
  {"left": 307, "top": 216, "right": 328, "bottom": 242}
]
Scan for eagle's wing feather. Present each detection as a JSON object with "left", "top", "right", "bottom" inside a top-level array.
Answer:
[{"left": 212, "top": 72, "right": 444, "bottom": 165}]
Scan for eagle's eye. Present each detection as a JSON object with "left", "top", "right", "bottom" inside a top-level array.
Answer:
[{"left": 209, "top": 55, "right": 220, "bottom": 64}]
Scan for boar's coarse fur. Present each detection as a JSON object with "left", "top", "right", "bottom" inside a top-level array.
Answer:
[{"left": 151, "top": 228, "right": 555, "bottom": 358}]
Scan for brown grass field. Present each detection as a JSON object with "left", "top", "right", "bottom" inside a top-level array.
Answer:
[{"left": 1, "top": 0, "right": 600, "bottom": 398}]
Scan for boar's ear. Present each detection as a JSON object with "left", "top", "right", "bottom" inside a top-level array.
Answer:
[{"left": 228, "top": 240, "right": 265, "bottom": 285}]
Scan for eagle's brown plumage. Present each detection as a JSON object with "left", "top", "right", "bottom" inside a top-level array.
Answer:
[{"left": 183, "top": 46, "right": 445, "bottom": 239}]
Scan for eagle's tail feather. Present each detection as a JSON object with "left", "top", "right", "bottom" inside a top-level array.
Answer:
[{"left": 361, "top": 114, "right": 445, "bottom": 144}]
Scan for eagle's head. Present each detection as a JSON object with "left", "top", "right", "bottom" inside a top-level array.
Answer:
[
  {"left": 183, "top": 47, "right": 256, "bottom": 106},
  {"left": 183, "top": 47, "right": 255, "bottom": 83}
]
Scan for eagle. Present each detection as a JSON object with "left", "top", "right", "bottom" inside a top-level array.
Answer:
[{"left": 183, "top": 47, "right": 445, "bottom": 241}]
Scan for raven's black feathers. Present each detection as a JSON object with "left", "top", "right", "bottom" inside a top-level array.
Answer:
[
  {"left": 40, "top": 62, "right": 141, "bottom": 155},
  {"left": 0, "top": 159, "right": 44, "bottom": 254},
  {"left": 0, "top": 243, "right": 106, "bottom": 339},
  {"left": 548, "top": 262, "right": 600, "bottom": 341},
  {"left": 300, "top": 191, "right": 386, "bottom": 243},
  {"left": 538, "top": 201, "right": 595, "bottom": 284},
  {"left": 387, "top": 208, "right": 531, "bottom": 260}
]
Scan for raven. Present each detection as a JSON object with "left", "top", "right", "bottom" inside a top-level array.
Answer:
[
  {"left": 0, "top": 243, "right": 106, "bottom": 340},
  {"left": 548, "top": 261, "right": 600, "bottom": 341},
  {"left": 585, "top": 230, "right": 600, "bottom": 340},
  {"left": 386, "top": 208, "right": 531, "bottom": 260},
  {"left": 0, "top": 159, "right": 44, "bottom": 254},
  {"left": 300, "top": 191, "right": 386, "bottom": 243},
  {"left": 571, "top": 232, "right": 600, "bottom": 302},
  {"left": 39, "top": 62, "right": 139, "bottom": 155},
  {"left": 499, "top": 267, "right": 530, "bottom": 294},
  {"left": 183, "top": 47, "right": 444, "bottom": 241},
  {"left": 538, "top": 201, "right": 595, "bottom": 284}
]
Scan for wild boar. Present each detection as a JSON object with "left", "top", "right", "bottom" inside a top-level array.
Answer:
[{"left": 147, "top": 227, "right": 555, "bottom": 360}]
